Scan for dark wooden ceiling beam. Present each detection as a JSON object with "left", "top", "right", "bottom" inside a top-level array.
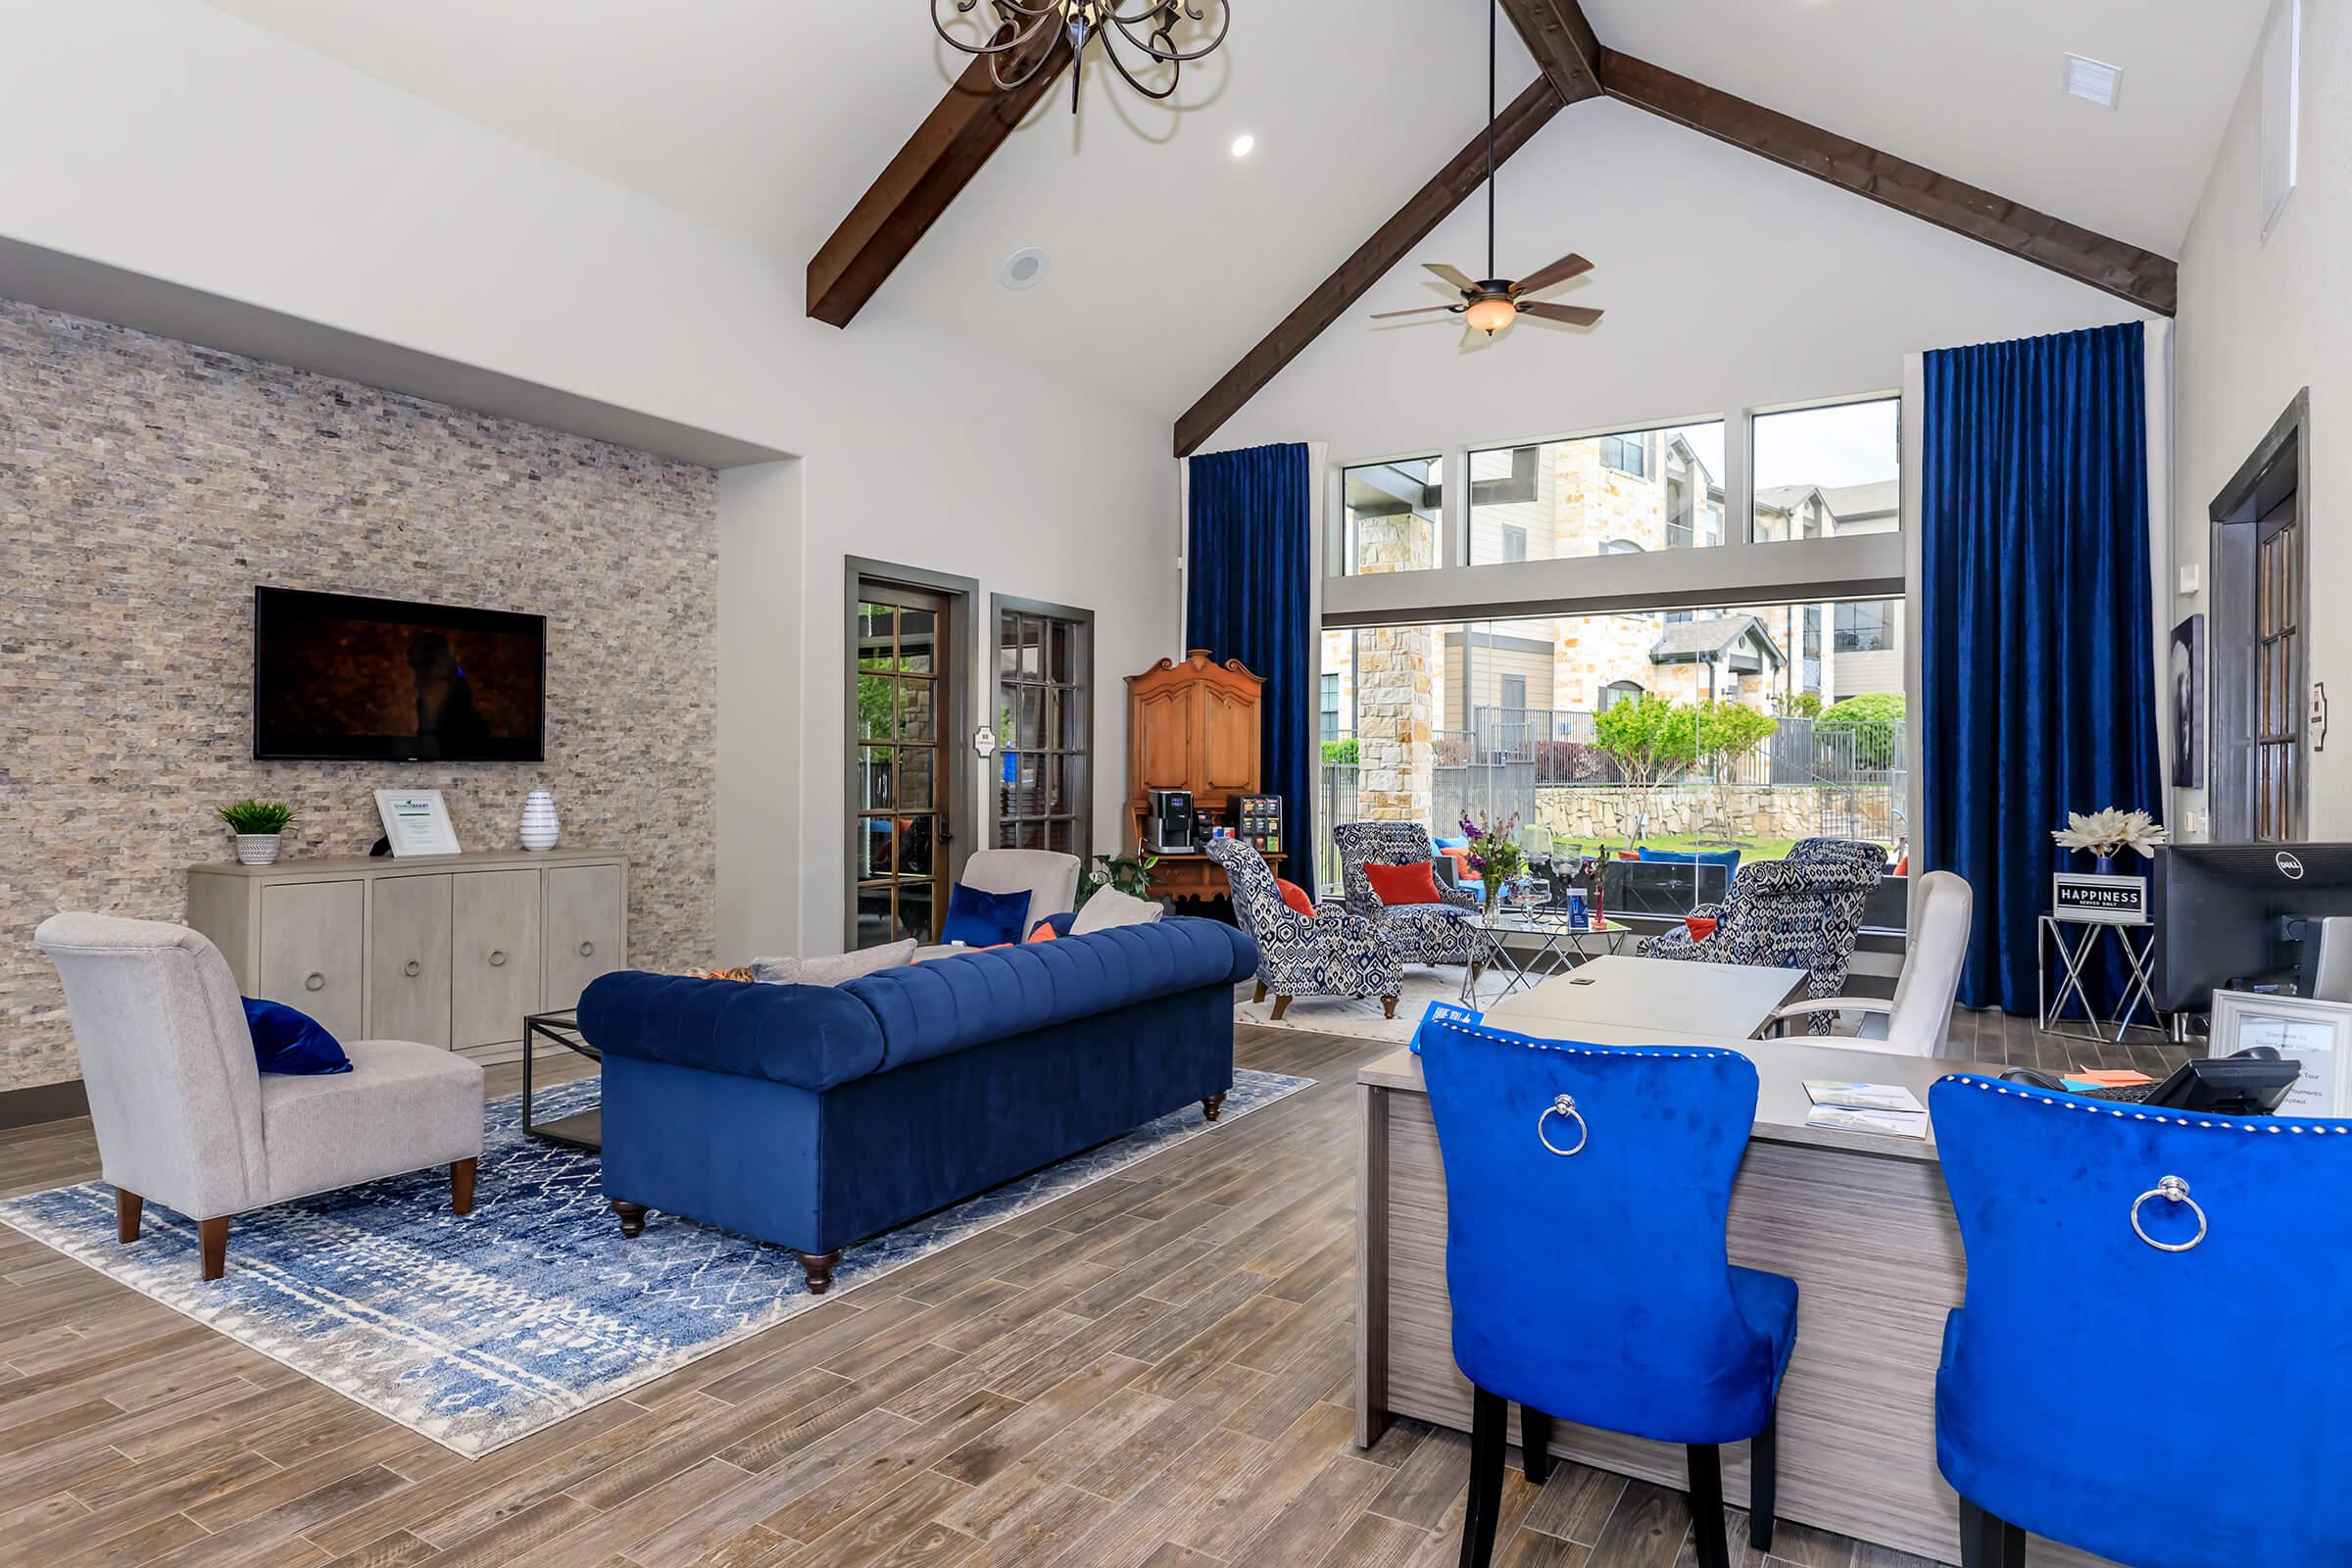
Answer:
[
  {"left": 1172, "top": 76, "right": 1566, "bottom": 459},
  {"left": 1497, "top": 0, "right": 1605, "bottom": 106},
  {"left": 1600, "top": 50, "right": 2177, "bottom": 316},
  {"left": 808, "top": 33, "right": 1071, "bottom": 329}
]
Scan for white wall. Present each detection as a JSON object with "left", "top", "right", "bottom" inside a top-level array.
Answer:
[
  {"left": 717, "top": 461, "right": 806, "bottom": 959},
  {"left": 2173, "top": 0, "right": 2350, "bottom": 838},
  {"left": 1204, "top": 99, "right": 2157, "bottom": 469},
  {"left": 0, "top": 0, "right": 1181, "bottom": 955}
]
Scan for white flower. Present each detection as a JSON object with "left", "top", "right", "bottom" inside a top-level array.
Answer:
[{"left": 2052, "top": 808, "right": 2170, "bottom": 860}]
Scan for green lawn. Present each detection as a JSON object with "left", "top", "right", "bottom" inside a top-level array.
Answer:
[{"left": 1552, "top": 832, "right": 1802, "bottom": 861}]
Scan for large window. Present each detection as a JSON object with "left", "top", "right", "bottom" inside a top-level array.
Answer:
[
  {"left": 1318, "top": 600, "right": 1909, "bottom": 921},
  {"left": 994, "top": 600, "right": 1091, "bottom": 858},
  {"left": 1468, "top": 420, "right": 1728, "bottom": 565},
  {"left": 1341, "top": 456, "right": 1442, "bottom": 575},
  {"left": 1752, "top": 397, "right": 1899, "bottom": 545}
]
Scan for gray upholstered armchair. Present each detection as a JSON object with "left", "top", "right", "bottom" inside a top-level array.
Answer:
[{"left": 34, "top": 913, "right": 485, "bottom": 1281}]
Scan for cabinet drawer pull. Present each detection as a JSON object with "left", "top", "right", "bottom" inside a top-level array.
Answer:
[
  {"left": 304, "top": 972, "right": 325, "bottom": 992},
  {"left": 403, "top": 959, "right": 422, "bottom": 978},
  {"left": 488, "top": 950, "right": 508, "bottom": 968},
  {"left": 578, "top": 940, "right": 596, "bottom": 957}
]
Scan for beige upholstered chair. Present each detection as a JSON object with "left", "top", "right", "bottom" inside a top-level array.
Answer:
[
  {"left": 911, "top": 848, "right": 1084, "bottom": 958},
  {"left": 34, "top": 913, "right": 485, "bottom": 1281}
]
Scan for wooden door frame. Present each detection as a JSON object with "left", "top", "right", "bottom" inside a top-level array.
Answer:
[
  {"left": 2208, "top": 389, "right": 2310, "bottom": 843},
  {"left": 844, "top": 559, "right": 979, "bottom": 950}
]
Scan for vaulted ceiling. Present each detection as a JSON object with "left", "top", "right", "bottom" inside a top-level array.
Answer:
[{"left": 202, "top": 0, "right": 2267, "bottom": 423}]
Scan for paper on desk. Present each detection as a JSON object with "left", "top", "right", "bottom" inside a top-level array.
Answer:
[
  {"left": 1805, "top": 1104, "right": 1930, "bottom": 1140},
  {"left": 2065, "top": 1069, "right": 2153, "bottom": 1086},
  {"left": 1804, "top": 1081, "right": 1927, "bottom": 1114}
]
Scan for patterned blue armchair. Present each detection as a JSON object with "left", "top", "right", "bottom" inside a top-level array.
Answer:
[
  {"left": 1667, "top": 837, "right": 1886, "bottom": 928},
  {"left": 1331, "top": 821, "right": 1487, "bottom": 969},
  {"left": 1206, "top": 838, "right": 1403, "bottom": 1021},
  {"left": 1638, "top": 850, "right": 1882, "bottom": 1032}
]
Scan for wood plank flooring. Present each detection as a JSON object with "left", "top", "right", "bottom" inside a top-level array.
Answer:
[{"left": 0, "top": 1013, "right": 2178, "bottom": 1568}]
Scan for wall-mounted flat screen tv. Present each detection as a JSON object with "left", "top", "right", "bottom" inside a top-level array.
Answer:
[{"left": 253, "top": 587, "right": 547, "bottom": 761}]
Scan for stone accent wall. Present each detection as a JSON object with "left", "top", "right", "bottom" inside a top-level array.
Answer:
[{"left": 0, "top": 299, "right": 719, "bottom": 1092}]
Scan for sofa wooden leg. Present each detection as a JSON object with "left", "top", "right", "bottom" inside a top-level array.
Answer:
[
  {"left": 1382, "top": 996, "right": 1398, "bottom": 1019},
  {"left": 796, "top": 1249, "right": 844, "bottom": 1296},
  {"left": 451, "top": 1157, "right": 477, "bottom": 1215},
  {"left": 612, "top": 1200, "right": 649, "bottom": 1239},
  {"left": 1201, "top": 1093, "right": 1226, "bottom": 1123},
  {"left": 198, "top": 1216, "right": 228, "bottom": 1282},
  {"left": 116, "top": 1188, "right": 143, "bottom": 1244},
  {"left": 1269, "top": 995, "right": 1293, "bottom": 1022},
  {"left": 1252, "top": 981, "right": 1267, "bottom": 1004}
]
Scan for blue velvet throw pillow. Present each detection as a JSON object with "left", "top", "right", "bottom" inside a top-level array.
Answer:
[
  {"left": 242, "top": 997, "right": 353, "bottom": 1075},
  {"left": 941, "top": 883, "right": 1032, "bottom": 948}
]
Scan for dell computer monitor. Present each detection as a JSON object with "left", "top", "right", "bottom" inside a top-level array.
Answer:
[{"left": 2151, "top": 845, "right": 2352, "bottom": 1012}]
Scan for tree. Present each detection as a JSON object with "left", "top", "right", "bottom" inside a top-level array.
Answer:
[
  {"left": 1592, "top": 695, "right": 1696, "bottom": 847},
  {"left": 1776, "top": 690, "right": 1825, "bottom": 719},
  {"left": 1693, "top": 700, "right": 1779, "bottom": 843},
  {"left": 1820, "top": 691, "right": 1906, "bottom": 770}
]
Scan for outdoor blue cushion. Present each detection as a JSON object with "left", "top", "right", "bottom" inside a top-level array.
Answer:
[
  {"left": 1433, "top": 835, "right": 1471, "bottom": 850},
  {"left": 1639, "top": 846, "right": 1741, "bottom": 872},
  {"left": 241, "top": 997, "right": 352, "bottom": 1075},
  {"left": 941, "top": 883, "right": 1032, "bottom": 948}
]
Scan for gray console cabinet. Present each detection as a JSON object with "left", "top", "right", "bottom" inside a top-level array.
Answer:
[{"left": 187, "top": 849, "right": 628, "bottom": 1062}]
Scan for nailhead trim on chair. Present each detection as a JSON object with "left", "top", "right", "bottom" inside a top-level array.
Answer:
[
  {"left": 1436, "top": 1021, "right": 1746, "bottom": 1063},
  {"left": 1936, "top": 1073, "right": 2352, "bottom": 1135}
]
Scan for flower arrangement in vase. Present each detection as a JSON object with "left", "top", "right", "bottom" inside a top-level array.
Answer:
[
  {"left": 1459, "top": 812, "right": 1527, "bottom": 915},
  {"left": 2051, "top": 808, "right": 2168, "bottom": 876},
  {"left": 218, "top": 799, "right": 296, "bottom": 866}
]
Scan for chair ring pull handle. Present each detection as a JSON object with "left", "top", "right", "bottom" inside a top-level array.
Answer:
[
  {"left": 1537, "top": 1094, "right": 1588, "bottom": 1157},
  {"left": 2130, "top": 1174, "right": 2207, "bottom": 1253}
]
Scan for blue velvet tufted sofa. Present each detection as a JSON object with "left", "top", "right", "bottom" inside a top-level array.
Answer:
[{"left": 577, "top": 917, "right": 1256, "bottom": 1294}]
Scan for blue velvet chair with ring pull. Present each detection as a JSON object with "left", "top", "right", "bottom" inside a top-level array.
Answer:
[
  {"left": 1419, "top": 1017, "right": 1798, "bottom": 1568},
  {"left": 1932, "top": 1074, "right": 2352, "bottom": 1567}
]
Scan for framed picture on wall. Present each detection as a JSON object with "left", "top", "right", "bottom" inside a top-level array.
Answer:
[
  {"left": 2171, "top": 613, "right": 2206, "bottom": 789},
  {"left": 2209, "top": 989, "right": 2352, "bottom": 1116}
]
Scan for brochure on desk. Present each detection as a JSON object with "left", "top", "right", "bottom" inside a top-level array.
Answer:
[{"left": 1803, "top": 1081, "right": 1930, "bottom": 1140}]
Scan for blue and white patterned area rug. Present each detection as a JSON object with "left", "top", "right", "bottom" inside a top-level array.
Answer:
[{"left": 0, "top": 1069, "right": 1309, "bottom": 1458}]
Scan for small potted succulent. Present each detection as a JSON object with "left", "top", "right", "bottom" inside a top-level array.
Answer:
[{"left": 218, "top": 799, "right": 297, "bottom": 866}]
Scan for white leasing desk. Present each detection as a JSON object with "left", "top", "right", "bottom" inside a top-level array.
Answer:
[{"left": 1354, "top": 957, "right": 2119, "bottom": 1568}]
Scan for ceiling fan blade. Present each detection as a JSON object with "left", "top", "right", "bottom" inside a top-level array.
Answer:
[
  {"left": 1511, "top": 252, "right": 1593, "bottom": 297},
  {"left": 1520, "top": 301, "right": 1604, "bottom": 327},
  {"left": 1371, "top": 306, "right": 1462, "bottom": 319},
  {"left": 1423, "top": 262, "right": 1478, "bottom": 292}
]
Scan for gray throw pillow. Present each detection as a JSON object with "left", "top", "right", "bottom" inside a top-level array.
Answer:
[
  {"left": 753, "top": 938, "right": 916, "bottom": 986},
  {"left": 1070, "top": 888, "right": 1165, "bottom": 935}
]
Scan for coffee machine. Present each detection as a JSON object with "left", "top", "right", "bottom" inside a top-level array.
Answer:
[{"left": 1146, "top": 789, "right": 1197, "bottom": 854}]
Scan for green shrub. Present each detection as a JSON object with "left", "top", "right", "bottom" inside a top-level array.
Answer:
[
  {"left": 1819, "top": 692, "right": 1906, "bottom": 769},
  {"left": 1320, "top": 738, "right": 1360, "bottom": 766}
]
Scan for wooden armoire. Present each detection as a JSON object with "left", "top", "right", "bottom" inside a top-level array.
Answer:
[{"left": 1125, "top": 650, "right": 1282, "bottom": 900}]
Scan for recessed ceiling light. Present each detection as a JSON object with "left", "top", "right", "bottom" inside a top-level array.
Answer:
[
  {"left": 2065, "top": 53, "right": 2122, "bottom": 108},
  {"left": 1229, "top": 132, "right": 1256, "bottom": 159},
  {"left": 1000, "top": 248, "right": 1050, "bottom": 290}
]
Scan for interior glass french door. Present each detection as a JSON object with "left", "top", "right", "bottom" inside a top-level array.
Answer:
[
  {"left": 855, "top": 584, "right": 953, "bottom": 948},
  {"left": 2254, "top": 492, "right": 2301, "bottom": 841}
]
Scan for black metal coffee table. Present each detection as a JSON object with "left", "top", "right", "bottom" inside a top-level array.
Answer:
[{"left": 520, "top": 1008, "right": 602, "bottom": 1151}]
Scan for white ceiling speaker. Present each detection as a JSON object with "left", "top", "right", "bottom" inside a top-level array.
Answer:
[
  {"left": 1000, "top": 248, "right": 1050, "bottom": 290},
  {"left": 2065, "top": 53, "right": 2122, "bottom": 108}
]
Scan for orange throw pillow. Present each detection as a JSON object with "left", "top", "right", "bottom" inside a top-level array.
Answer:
[
  {"left": 1025, "top": 923, "right": 1060, "bottom": 944},
  {"left": 1363, "top": 860, "right": 1445, "bottom": 906},
  {"left": 1273, "top": 878, "right": 1316, "bottom": 917},
  {"left": 1685, "top": 916, "right": 1719, "bottom": 941}
]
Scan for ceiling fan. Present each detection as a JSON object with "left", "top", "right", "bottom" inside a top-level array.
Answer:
[{"left": 1371, "top": 0, "right": 1603, "bottom": 341}]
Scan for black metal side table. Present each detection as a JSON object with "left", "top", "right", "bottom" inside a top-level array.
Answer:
[{"left": 520, "top": 1008, "right": 602, "bottom": 1151}]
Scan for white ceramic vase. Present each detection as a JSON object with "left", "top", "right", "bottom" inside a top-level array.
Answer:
[
  {"left": 519, "top": 788, "right": 561, "bottom": 852},
  {"left": 234, "top": 833, "right": 282, "bottom": 866}
]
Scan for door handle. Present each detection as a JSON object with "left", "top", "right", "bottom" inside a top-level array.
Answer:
[
  {"left": 578, "top": 940, "right": 596, "bottom": 957},
  {"left": 304, "top": 972, "right": 324, "bottom": 992},
  {"left": 488, "top": 951, "right": 508, "bottom": 968},
  {"left": 404, "top": 960, "right": 421, "bottom": 978}
]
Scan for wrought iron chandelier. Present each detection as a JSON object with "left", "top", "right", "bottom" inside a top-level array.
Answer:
[{"left": 931, "top": 1, "right": 1231, "bottom": 112}]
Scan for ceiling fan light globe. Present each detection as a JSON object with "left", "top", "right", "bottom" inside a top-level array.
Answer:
[{"left": 1464, "top": 297, "right": 1517, "bottom": 334}]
